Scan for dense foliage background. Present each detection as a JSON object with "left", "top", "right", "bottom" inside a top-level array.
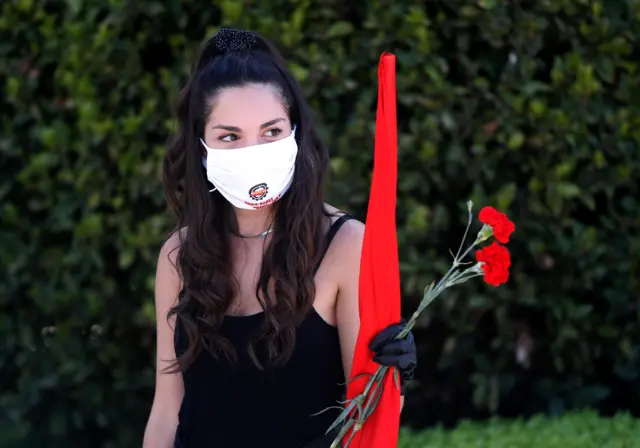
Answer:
[{"left": 1, "top": 0, "right": 639, "bottom": 446}]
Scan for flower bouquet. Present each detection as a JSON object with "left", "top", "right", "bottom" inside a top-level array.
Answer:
[{"left": 327, "top": 202, "right": 516, "bottom": 448}]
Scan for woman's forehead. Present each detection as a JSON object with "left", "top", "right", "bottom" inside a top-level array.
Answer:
[{"left": 208, "top": 84, "right": 288, "bottom": 128}]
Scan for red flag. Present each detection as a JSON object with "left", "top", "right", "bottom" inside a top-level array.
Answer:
[{"left": 345, "top": 53, "right": 401, "bottom": 447}]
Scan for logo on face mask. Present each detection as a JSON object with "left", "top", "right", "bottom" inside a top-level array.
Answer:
[{"left": 248, "top": 183, "right": 269, "bottom": 201}]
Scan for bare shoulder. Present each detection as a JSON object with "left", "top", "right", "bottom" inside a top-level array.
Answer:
[
  {"left": 156, "top": 229, "right": 185, "bottom": 305},
  {"left": 158, "top": 228, "right": 186, "bottom": 271},
  {"left": 331, "top": 218, "right": 365, "bottom": 257},
  {"left": 323, "top": 204, "right": 365, "bottom": 269}
]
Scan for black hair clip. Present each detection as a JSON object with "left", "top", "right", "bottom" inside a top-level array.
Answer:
[{"left": 214, "top": 28, "right": 257, "bottom": 53}]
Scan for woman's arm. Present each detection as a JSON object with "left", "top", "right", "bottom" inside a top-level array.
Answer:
[
  {"left": 143, "top": 233, "right": 185, "bottom": 448},
  {"left": 333, "top": 220, "right": 405, "bottom": 410}
]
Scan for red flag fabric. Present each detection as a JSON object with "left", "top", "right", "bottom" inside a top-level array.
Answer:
[{"left": 345, "top": 53, "right": 401, "bottom": 447}]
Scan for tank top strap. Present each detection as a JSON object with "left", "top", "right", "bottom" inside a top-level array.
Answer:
[{"left": 313, "top": 213, "right": 354, "bottom": 274}]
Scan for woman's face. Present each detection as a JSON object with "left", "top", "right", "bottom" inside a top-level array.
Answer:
[{"left": 203, "top": 83, "right": 292, "bottom": 150}]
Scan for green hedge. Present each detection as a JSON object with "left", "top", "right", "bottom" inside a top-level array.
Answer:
[
  {"left": 398, "top": 411, "right": 640, "bottom": 448},
  {"left": 1, "top": 0, "right": 639, "bottom": 446}
]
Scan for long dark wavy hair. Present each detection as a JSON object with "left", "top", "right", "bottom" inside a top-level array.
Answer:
[{"left": 162, "top": 29, "right": 332, "bottom": 373}]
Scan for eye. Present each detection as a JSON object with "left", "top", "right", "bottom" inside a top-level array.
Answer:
[
  {"left": 219, "top": 133, "right": 239, "bottom": 142},
  {"left": 265, "top": 128, "right": 282, "bottom": 138}
]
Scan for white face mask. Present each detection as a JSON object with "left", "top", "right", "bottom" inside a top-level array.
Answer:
[{"left": 201, "top": 126, "right": 298, "bottom": 210}]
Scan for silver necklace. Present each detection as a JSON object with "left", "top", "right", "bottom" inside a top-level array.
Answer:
[
  {"left": 237, "top": 227, "right": 273, "bottom": 239},
  {"left": 239, "top": 228, "right": 273, "bottom": 239}
]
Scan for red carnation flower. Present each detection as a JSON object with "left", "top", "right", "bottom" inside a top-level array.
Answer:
[
  {"left": 476, "top": 242, "right": 511, "bottom": 286},
  {"left": 479, "top": 206, "right": 515, "bottom": 244}
]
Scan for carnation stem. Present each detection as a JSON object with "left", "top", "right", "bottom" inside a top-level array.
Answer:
[{"left": 454, "top": 202, "right": 474, "bottom": 261}]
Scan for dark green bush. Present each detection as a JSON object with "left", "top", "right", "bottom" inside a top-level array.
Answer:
[
  {"left": 1, "top": 1, "right": 639, "bottom": 447},
  {"left": 398, "top": 411, "right": 640, "bottom": 447}
]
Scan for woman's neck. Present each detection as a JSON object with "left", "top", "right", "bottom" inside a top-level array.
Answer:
[{"left": 233, "top": 206, "right": 275, "bottom": 237}]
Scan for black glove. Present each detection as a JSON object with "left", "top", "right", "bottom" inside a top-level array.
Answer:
[{"left": 369, "top": 320, "right": 417, "bottom": 395}]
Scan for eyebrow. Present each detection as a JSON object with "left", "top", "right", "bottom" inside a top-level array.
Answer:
[{"left": 211, "top": 118, "right": 286, "bottom": 133}]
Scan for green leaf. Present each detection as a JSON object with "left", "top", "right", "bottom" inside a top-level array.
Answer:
[
  {"left": 326, "top": 21, "right": 354, "bottom": 38},
  {"left": 507, "top": 132, "right": 525, "bottom": 150},
  {"left": 496, "top": 183, "right": 517, "bottom": 209},
  {"left": 557, "top": 182, "right": 581, "bottom": 198}
]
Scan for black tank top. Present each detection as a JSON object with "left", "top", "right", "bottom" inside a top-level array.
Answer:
[{"left": 174, "top": 215, "right": 353, "bottom": 448}]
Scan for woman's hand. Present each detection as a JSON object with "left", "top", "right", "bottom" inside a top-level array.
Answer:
[{"left": 369, "top": 320, "right": 417, "bottom": 395}]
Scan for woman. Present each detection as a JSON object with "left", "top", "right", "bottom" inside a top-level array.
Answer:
[{"left": 143, "top": 28, "right": 417, "bottom": 448}]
